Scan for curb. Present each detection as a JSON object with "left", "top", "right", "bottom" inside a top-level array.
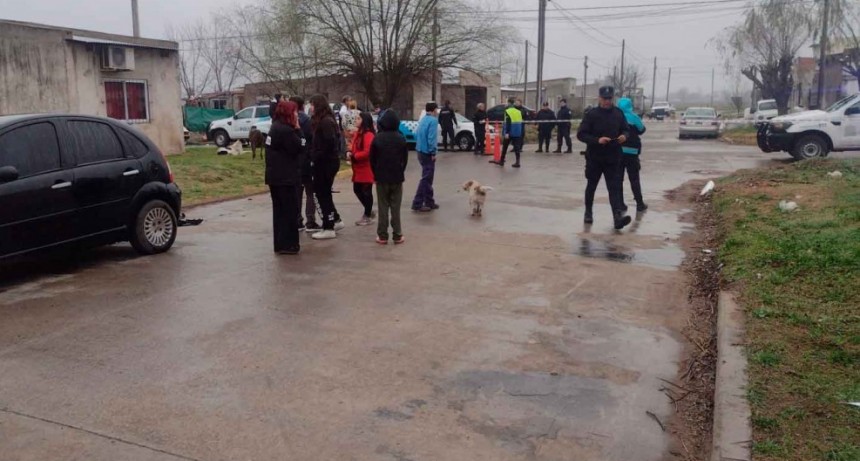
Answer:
[{"left": 711, "top": 291, "right": 752, "bottom": 461}]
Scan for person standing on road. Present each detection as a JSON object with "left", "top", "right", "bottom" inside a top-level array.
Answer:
[
  {"left": 554, "top": 98, "right": 573, "bottom": 153},
  {"left": 438, "top": 100, "right": 458, "bottom": 151},
  {"left": 309, "top": 94, "right": 345, "bottom": 240},
  {"left": 472, "top": 103, "right": 488, "bottom": 155},
  {"left": 265, "top": 100, "right": 304, "bottom": 255},
  {"left": 576, "top": 86, "right": 632, "bottom": 230},
  {"left": 370, "top": 110, "right": 409, "bottom": 245},
  {"left": 491, "top": 97, "right": 524, "bottom": 168},
  {"left": 535, "top": 102, "right": 556, "bottom": 153},
  {"left": 350, "top": 112, "right": 376, "bottom": 226},
  {"left": 617, "top": 97, "right": 648, "bottom": 212},
  {"left": 412, "top": 102, "right": 440, "bottom": 212},
  {"left": 269, "top": 93, "right": 283, "bottom": 119},
  {"left": 290, "top": 96, "right": 319, "bottom": 232}
]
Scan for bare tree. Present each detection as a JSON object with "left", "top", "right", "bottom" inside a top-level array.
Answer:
[
  {"left": 712, "top": 0, "right": 813, "bottom": 114},
  {"left": 198, "top": 16, "right": 243, "bottom": 94},
  {"left": 607, "top": 60, "right": 647, "bottom": 98},
  {"left": 833, "top": 0, "right": 860, "bottom": 82},
  {"left": 167, "top": 23, "right": 213, "bottom": 99}
]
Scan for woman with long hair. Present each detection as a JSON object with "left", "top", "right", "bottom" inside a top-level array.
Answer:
[
  {"left": 309, "top": 94, "right": 344, "bottom": 240},
  {"left": 265, "top": 100, "right": 304, "bottom": 254},
  {"left": 350, "top": 112, "right": 376, "bottom": 225}
]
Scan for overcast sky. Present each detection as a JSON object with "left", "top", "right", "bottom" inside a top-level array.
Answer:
[{"left": 0, "top": 0, "right": 818, "bottom": 99}]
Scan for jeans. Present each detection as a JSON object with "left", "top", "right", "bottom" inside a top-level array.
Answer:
[
  {"left": 501, "top": 136, "right": 523, "bottom": 164},
  {"left": 269, "top": 185, "right": 300, "bottom": 252},
  {"left": 376, "top": 183, "right": 403, "bottom": 239},
  {"left": 584, "top": 152, "right": 624, "bottom": 216},
  {"left": 353, "top": 182, "right": 374, "bottom": 217},
  {"left": 412, "top": 153, "right": 436, "bottom": 209},
  {"left": 313, "top": 158, "right": 340, "bottom": 230}
]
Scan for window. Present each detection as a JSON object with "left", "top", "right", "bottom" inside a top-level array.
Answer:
[
  {"left": 67, "top": 121, "right": 124, "bottom": 165},
  {"left": 256, "top": 106, "right": 270, "bottom": 118},
  {"left": 105, "top": 80, "right": 149, "bottom": 122},
  {"left": 0, "top": 123, "right": 62, "bottom": 178},
  {"left": 116, "top": 128, "right": 149, "bottom": 158},
  {"left": 234, "top": 108, "right": 254, "bottom": 120},
  {"left": 212, "top": 99, "right": 227, "bottom": 110}
]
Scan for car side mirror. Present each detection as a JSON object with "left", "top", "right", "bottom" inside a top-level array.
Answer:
[
  {"left": 233, "top": 115, "right": 239, "bottom": 120},
  {"left": 0, "top": 166, "right": 19, "bottom": 183},
  {"left": 845, "top": 106, "right": 860, "bottom": 116}
]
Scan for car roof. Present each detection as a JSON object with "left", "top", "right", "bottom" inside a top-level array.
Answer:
[
  {"left": 686, "top": 107, "right": 716, "bottom": 111},
  {"left": 0, "top": 113, "right": 149, "bottom": 137}
]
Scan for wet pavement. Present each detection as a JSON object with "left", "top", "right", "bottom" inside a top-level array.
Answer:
[{"left": 0, "top": 124, "right": 783, "bottom": 460}]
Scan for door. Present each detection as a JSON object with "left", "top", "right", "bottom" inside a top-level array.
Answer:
[
  {"left": 64, "top": 120, "right": 144, "bottom": 236},
  {"left": 841, "top": 101, "right": 860, "bottom": 148},
  {"left": 231, "top": 107, "right": 256, "bottom": 139},
  {"left": 0, "top": 121, "right": 78, "bottom": 258}
]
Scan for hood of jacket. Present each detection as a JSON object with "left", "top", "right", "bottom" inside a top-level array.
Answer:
[
  {"left": 618, "top": 97, "right": 634, "bottom": 114},
  {"left": 378, "top": 110, "right": 401, "bottom": 131}
]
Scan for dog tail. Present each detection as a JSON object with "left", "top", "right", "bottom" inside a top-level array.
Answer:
[{"left": 479, "top": 186, "right": 494, "bottom": 192}]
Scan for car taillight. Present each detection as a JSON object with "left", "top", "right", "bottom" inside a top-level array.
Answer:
[{"left": 680, "top": 120, "right": 687, "bottom": 125}]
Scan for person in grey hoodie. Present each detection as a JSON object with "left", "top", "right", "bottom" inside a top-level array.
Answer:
[{"left": 370, "top": 110, "right": 409, "bottom": 244}]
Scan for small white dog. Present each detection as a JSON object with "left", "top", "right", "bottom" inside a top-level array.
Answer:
[
  {"left": 462, "top": 180, "right": 493, "bottom": 217},
  {"left": 228, "top": 140, "right": 244, "bottom": 156}
]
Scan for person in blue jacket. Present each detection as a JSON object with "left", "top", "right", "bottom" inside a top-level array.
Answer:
[
  {"left": 411, "top": 102, "right": 440, "bottom": 212},
  {"left": 617, "top": 97, "right": 648, "bottom": 212}
]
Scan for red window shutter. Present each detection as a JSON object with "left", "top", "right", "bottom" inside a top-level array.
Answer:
[
  {"left": 126, "top": 82, "right": 148, "bottom": 120},
  {"left": 105, "top": 82, "right": 125, "bottom": 119}
]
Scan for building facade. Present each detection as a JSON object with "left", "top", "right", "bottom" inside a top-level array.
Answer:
[{"left": 0, "top": 20, "right": 183, "bottom": 154}]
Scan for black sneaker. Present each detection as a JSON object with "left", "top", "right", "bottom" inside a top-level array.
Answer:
[
  {"left": 305, "top": 222, "right": 322, "bottom": 233},
  {"left": 536, "top": 149, "right": 543, "bottom": 153},
  {"left": 614, "top": 215, "right": 633, "bottom": 230},
  {"left": 584, "top": 211, "right": 593, "bottom": 224},
  {"left": 512, "top": 163, "right": 521, "bottom": 168},
  {"left": 637, "top": 203, "right": 649, "bottom": 212},
  {"left": 429, "top": 204, "right": 440, "bottom": 210},
  {"left": 552, "top": 150, "right": 561, "bottom": 153}
]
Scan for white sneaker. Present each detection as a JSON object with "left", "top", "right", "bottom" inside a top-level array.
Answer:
[
  {"left": 334, "top": 220, "right": 346, "bottom": 231},
  {"left": 311, "top": 229, "right": 337, "bottom": 240}
]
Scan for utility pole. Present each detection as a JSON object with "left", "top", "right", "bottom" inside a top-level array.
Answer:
[
  {"left": 710, "top": 68, "right": 715, "bottom": 107},
  {"left": 368, "top": 0, "right": 373, "bottom": 105},
  {"left": 582, "top": 56, "right": 588, "bottom": 112},
  {"left": 651, "top": 57, "right": 657, "bottom": 110},
  {"left": 816, "top": 0, "right": 830, "bottom": 108},
  {"left": 536, "top": 0, "right": 547, "bottom": 108},
  {"left": 131, "top": 0, "right": 140, "bottom": 37},
  {"left": 524, "top": 40, "right": 529, "bottom": 105},
  {"left": 431, "top": 7, "right": 439, "bottom": 101},
  {"left": 666, "top": 67, "right": 672, "bottom": 102},
  {"left": 619, "top": 39, "right": 626, "bottom": 97}
]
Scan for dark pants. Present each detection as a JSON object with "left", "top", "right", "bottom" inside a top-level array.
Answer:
[
  {"left": 557, "top": 124, "right": 572, "bottom": 152},
  {"left": 621, "top": 155, "right": 645, "bottom": 208},
  {"left": 313, "top": 158, "right": 340, "bottom": 230},
  {"left": 538, "top": 129, "right": 553, "bottom": 151},
  {"left": 441, "top": 124, "right": 456, "bottom": 150},
  {"left": 501, "top": 136, "right": 523, "bottom": 164},
  {"left": 475, "top": 128, "right": 486, "bottom": 154},
  {"left": 269, "top": 185, "right": 300, "bottom": 252},
  {"left": 377, "top": 183, "right": 403, "bottom": 239},
  {"left": 298, "top": 175, "right": 317, "bottom": 225},
  {"left": 353, "top": 182, "right": 374, "bottom": 217},
  {"left": 412, "top": 153, "right": 436, "bottom": 209},
  {"left": 584, "top": 152, "right": 624, "bottom": 216}
]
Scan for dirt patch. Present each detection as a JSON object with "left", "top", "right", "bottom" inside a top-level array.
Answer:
[{"left": 662, "top": 180, "right": 722, "bottom": 461}]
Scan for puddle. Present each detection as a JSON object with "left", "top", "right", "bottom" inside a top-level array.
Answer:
[{"left": 573, "top": 238, "right": 684, "bottom": 270}]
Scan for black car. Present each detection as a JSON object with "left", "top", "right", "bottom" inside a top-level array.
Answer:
[
  {"left": 0, "top": 114, "right": 182, "bottom": 261},
  {"left": 486, "top": 104, "right": 537, "bottom": 122}
]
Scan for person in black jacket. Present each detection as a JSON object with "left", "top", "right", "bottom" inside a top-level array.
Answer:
[
  {"left": 268, "top": 93, "right": 283, "bottom": 119},
  {"left": 535, "top": 102, "right": 556, "bottom": 153},
  {"left": 438, "top": 100, "right": 458, "bottom": 151},
  {"left": 265, "top": 100, "right": 304, "bottom": 254},
  {"left": 309, "top": 94, "right": 344, "bottom": 240},
  {"left": 553, "top": 98, "right": 573, "bottom": 153},
  {"left": 289, "top": 96, "right": 319, "bottom": 231},
  {"left": 576, "top": 86, "right": 632, "bottom": 230},
  {"left": 370, "top": 110, "right": 409, "bottom": 245},
  {"left": 472, "top": 103, "right": 488, "bottom": 155}
]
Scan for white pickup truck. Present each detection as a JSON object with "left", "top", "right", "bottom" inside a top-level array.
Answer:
[
  {"left": 207, "top": 105, "right": 271, "bottom": 147},
  {"left": 757, "top": 93, "right": 860, "bottom": 160},
  {"left": 744, "top": 99, "right": 779, "bottom": 124}
]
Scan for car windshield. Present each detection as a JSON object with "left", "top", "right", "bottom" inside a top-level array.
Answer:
[
  {"left": 456, "top": 114, "right": 470, "bottom": 124},
  {"left": 758, "top": 101, "right": 777, "bottom": 111},
  {"left": 684, "top": 108, "right": 716, "bottom": 118},
  {"left": 825, "top": 95, "right": 859, "bottom": 113},
  {"left": 235, "top": 108, "right": 253, "bottom": 119}
]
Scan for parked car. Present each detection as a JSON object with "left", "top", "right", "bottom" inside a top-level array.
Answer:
[
  {"left": 396, "top": 113, "right": 490, "bottom": 151},
  {"left": 0, "top": 114, "right": 182, "bottom": 261},
  {"left": 207, "top": 105, "right": 271, "bottom": 147},
  {"left": 679, "top": 107, "right": 720, "bottom": 139},
  {"left": 757, "top": 93, "right": 860, "bottom": 160},
  {"left": 486, "top": 104, "right": 537, "bottom": 121},
  {"left": 648, "top": 101, "right": 675, "bottom": 120},
  {"left": 744, "top": 99, "right": 779, "bottom": 124}
]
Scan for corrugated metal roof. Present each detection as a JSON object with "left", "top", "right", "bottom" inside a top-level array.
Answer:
[{"left": 69, "top": 35, "right": 177, "bottom": 51}]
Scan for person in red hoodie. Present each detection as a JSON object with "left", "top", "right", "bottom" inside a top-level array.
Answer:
[{"left": 349, "top": 112, "right": 376, "bottom": 226}]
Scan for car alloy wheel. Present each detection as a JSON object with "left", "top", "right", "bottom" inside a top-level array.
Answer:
[{"left": 143, "top": 206, "right": 175, "bottom": 248}]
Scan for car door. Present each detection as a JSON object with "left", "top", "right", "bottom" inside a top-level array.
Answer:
[
  {"left": 0, "top": 120, "right": 78, "bottom": 258},
  {"left": 841, "top": 101, "right": 860, "bottom": 148},
  {"left": 63, "top": 119, "right": 144, "bottom": 236},
  {"left": 231, "top": 107, "right": 256, "bottom": 140}
]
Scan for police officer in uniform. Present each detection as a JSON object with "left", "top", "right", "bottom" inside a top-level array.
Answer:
[
  {"left": 576, "top": 86, "right": 632, "bottom": 230},
  {"left": 553, "top": 98, "right": 573, "bottom": 153},
  {"left": 472, "top": 103, "right": 488, "bottom": 155},
  {"left": 438, "top": 100, "right": 458, "bottom": 151},
  {"left": 490, "top": 97, "right": 524, "bottom": 168}
]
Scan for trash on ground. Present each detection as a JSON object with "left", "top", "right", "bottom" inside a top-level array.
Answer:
[
  {"left": 843, "top": 402, "right": 860, "bottom": 408},
  {"left": 827, "top": 170, "right": 843, "bottom": 178},
  {"left": 179, "top": 213, "right": 204, "bottom": 227},
  {"left": 778, "top": 200, "right": 799, "bottom": 212},
  {"left": 702, "top": 249, "right": 713, "bottom": 254},
  {"left": 700, "top": 180, "right": 715, "bottom": 196}
]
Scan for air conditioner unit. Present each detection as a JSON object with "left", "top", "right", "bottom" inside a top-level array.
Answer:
[{"left": 102, "top": 46, "right": 135, "bottom": 71}]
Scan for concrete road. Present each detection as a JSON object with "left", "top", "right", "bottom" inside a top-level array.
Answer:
[{"left": 0, "top": 124, "right": 781, "bottom": 461}]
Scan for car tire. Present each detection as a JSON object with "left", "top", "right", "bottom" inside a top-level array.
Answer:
[
  {"left": 791, "top": 134, "right": 829, "bottom": 160},
  {"left": 130, "top": 200, "right": 178, "bottom": 255},
  {"left": 212, "top": 130, "right": 230, "bottom": 148},
  {"left": 455, "top": 133, "right": 474, "bottom": 151}
]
